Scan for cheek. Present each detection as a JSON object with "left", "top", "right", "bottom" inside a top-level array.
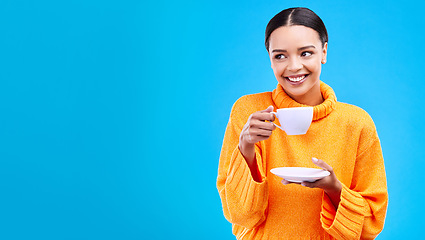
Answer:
[
  {"left": 305, "top": 60, "right": 322, "bottom": 74},
  {"left": 271, "top": 62, "right": 285, "bottom": 75}
]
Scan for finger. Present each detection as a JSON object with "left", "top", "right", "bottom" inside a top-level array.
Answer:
[
  {"left": 251, "top": 134, "right": 273, "bottom": 143},
  {"left": 301, "top": 180, "right": 321, "bottom": 188},
  {"left": 281, "top": 179, "right": 290, "bottom": 185},
  {"left": 244, "top": 126, "right": 275, "bottom": 143},
  {"left": 244, "top": 130, "right": 268, "bottom": 143},
  {"left": 253, "top": 128, "right": 273, "bottom": 137},
  {"left": 312, "top": 157, "right": 333, "bottom": 172},
  {"left": 252, "top": 112, "right": 275, "bottom": 122},
  {"left": 281, "top": 179, "right": 301, "bottom": 185},
  {"left": 246, "top": 132, "right": 271, "bottom": 143},
  {"left": 252, "top": 121, "right": 275, "bottom": 131},
  {"left": 260, "top": 106, "right": 275, "bottom": 121}
]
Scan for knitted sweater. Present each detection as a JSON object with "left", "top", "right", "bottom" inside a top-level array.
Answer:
[{"left": 217, "top": 82, "right": 388, "bottom": 240}]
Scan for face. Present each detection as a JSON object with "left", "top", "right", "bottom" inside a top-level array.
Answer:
[{"left": 268, "top": 25, "right": 327, "bottom": 105}]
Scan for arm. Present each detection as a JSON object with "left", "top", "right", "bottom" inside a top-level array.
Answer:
[
  {"left": 320, "top": 135, "right": 388, "bottom": 240},
  {"left": 238, "top": 105, "right": 275, "bottom": 183},
  {"left": 216, "top": 103, "right": 275, "bottom": 229}
]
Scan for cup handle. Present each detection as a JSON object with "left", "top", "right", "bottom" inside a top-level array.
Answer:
[{"left": 271, "top": 112, "right": 284, "bottom": 131}]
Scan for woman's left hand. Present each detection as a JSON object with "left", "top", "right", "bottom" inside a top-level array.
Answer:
[{"left": 281, "top": 157, "right": 342, "bottom": 208}]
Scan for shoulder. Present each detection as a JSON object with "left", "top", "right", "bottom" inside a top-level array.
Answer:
[
  {"left": 334, "top": 102, "right": 377, "bottom": 136},
  {"left": 336, "top": 102, "right": 374, "bottom": 123},
  {"left": 233, "top": 91, "right": 272, "bottom": 108},
  {"left": 230, "top": 91, "right": 273, "bottom": 118}
]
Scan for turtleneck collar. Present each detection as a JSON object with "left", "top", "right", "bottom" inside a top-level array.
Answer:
[{"left": 271, "top": 81, "right": 337, "bottom": 121}]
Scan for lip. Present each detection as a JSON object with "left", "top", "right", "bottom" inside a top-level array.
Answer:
[{"left": 284, "top": 74, "right": 309, "bottom": 85}]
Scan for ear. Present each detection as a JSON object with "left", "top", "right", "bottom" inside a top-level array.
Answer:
[{"left": 321, "top": 42, "right": 328, "bottom": 64}]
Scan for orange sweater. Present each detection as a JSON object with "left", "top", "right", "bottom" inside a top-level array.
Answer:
[{"left": 217, "top": 82, "right": 388, "bottom": 239}]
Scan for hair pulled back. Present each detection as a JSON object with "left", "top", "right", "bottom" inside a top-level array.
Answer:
[{"left": 265, "top": 7, "right": 328, "bottom": 51}]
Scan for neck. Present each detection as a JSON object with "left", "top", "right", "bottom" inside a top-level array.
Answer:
[{"left": 288, "top": 84, "right": 324, "bottom": 106}]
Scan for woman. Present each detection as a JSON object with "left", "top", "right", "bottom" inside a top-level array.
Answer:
[{"left": 217, "top": 7, "right": 388, "bottom": 240}]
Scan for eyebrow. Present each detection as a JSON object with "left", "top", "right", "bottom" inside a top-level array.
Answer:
[{"left": 271, "top": 45, "right": 316, "bottom": 53}]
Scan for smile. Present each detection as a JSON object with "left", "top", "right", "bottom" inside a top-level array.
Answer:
[{"left": 285, "top": 74, "right": 309, "bottom": 84}]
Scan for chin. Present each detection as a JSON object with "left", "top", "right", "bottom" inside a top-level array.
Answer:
[{"left": 279, "top": 79, "right": 320, "bottom": 100}]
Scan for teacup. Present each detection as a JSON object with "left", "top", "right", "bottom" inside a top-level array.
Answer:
[{"left": 271, "top": 107, "right": 313, "bottom": 135}]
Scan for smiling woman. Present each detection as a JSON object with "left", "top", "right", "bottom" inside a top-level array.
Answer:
[
  {"left": 217, "top": 7, "right": 388, "bottom": 240},
  {"left": 268, "top": 25, "right": 327, "bottom": 106}
]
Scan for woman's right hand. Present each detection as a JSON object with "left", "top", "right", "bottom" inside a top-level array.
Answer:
[{"left": 239, "top": 105, "right": 276, "bottom": 164}]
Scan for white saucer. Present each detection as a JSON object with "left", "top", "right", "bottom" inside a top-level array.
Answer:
[{"left": 270, "top": 167, "right": 330, "bottom": 183}]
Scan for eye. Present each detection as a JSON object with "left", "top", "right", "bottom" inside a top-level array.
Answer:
[
  {"left": 274, "top": 54, "right": 286, "bottom": 60},
  {"left": 301, "top": 51, "right": 313, "bottom": 57}
]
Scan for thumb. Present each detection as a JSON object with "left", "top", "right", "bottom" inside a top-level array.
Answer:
[{"left": 312, "top": 157, "right": 333, "bottom": 172}]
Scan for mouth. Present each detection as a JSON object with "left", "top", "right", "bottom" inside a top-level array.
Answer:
[{"left": 284, "top": 74, "right": 309, "bottom": 85}]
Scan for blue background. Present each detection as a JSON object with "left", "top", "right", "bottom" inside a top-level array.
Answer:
[{"left": 0, "top": 0, "right": 423, "bottom": 239}]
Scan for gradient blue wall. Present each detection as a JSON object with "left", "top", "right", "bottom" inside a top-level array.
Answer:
[{"left": 0, "top": 0, "right": 423, "bottom": 239}]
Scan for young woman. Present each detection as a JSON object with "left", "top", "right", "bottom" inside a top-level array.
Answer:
[{"left": 217, "top": 7, "right": 388, "bottom": 239}]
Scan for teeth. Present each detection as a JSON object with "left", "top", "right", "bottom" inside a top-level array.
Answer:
[{"left": 288, "top": 75, "right": 306, "bottom": 82}]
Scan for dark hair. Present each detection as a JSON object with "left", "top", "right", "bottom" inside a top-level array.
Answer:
[{"left": 265, "top": 7, "right": 328, "bottom": 51}]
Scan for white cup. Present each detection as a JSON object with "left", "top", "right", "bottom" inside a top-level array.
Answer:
[{"left": 271, "top": 107, "right": 313, "bottom": 135}]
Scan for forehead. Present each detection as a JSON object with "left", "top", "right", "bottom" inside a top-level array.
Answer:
[{"left": 269, "top": 25, "right": 321, "bottom": 50}]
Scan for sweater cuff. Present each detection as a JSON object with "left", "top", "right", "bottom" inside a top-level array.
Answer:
[
  {"left": 320, "top": 184, "right": 365, "bottom": 239},
  {"left": 225, "top": 146, "right": 267, "bottom": 217}
]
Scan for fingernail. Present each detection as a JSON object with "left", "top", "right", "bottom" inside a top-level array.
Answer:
[{"left": 312, "top": 157, "right": 318, "bottom": 162}]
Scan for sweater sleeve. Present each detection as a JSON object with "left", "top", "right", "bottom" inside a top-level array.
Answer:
[
  {"left": 320, "top": 129, "right": 388, "bottom": 239},
  {"left": 216, "top": 100, "right": 268, "bottom": 229}
]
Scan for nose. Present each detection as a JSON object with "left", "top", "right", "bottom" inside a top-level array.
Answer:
[{"left": 287, "top": 57, "right": 303, "bottom": 72}]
